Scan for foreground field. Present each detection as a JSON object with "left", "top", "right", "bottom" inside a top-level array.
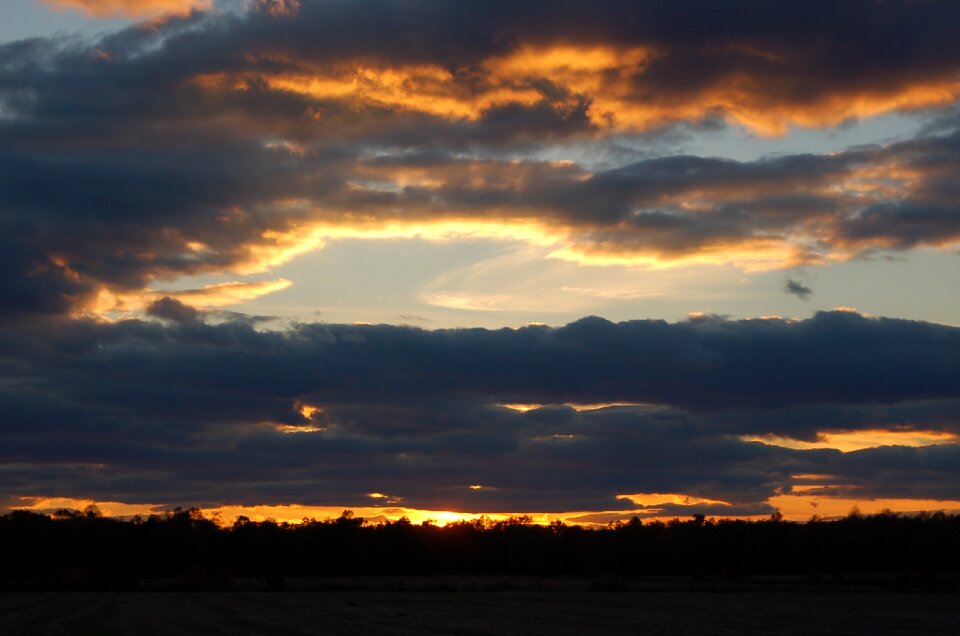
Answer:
[{"left": 2, "top": 586, "right": 958, "bottom": 635}]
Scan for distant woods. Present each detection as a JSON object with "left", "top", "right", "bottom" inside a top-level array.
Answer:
[{"left": 1, "top": 508, "right": 958, "bottom": 590}]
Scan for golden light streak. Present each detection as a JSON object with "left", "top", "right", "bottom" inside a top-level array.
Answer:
[
  {"left": 500, "top": 402, "right": 646, "bottom": 412},
  {"left": 617, "top": 493, "right": 732, "bottom": 507},
  {"left": 770, "top": 494, "right": 960, "bottom": 521},
  {"left": 271, "top": 423, "right": 323, "bottom": 434},
  {"left": 157, "top": 278, "right": 293, "bottom": 306},
  {"left": 81, "top": 278, "right": 292, "bottom": 318},
  {"left": 743, "top": 429, "right": 959, "bottom": 453},
  {"left": 42, "top": 0, "right": 211, "bottom": 18},
  {"left": 200, "top": 504, "right": 502, "bottom": 526},
  {"left": 499, "top": 403, "right": 543, "bottom": 412},
  {"left": 11, "top": 495, "right": 960, "bottom": 527},
  {"left": 566, "top": 402, "right": 648, "bottom": 411},
  {"left": 196, "top": 64, "right": 543, "bottom": 122},
  {"left": 14, "top": 497, "right": 163, "bottom": 518},
  {"left": 419, "top": 292, "right": 549, "bottom": 312}
]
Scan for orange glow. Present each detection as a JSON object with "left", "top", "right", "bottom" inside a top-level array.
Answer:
[
  {"left": 743, "top": 429, "right": 959, "bottom": 452},
  {"left": 617, "top": 493, "right": 732, "bottom": 508},
  {"left": 14, "top": 496, "right": 163, "bottom": 518},
  {"left": 270, "top": 423, "right": 323, "bottom": 434},
  {"left": 569, "top": 402, "right": 646, "bottom": 411},
  {"left": 191, "top": 44, "right": 960, "bottom": 136},
  {"left": 196, "top": 64, "right": 543, "bottom": 122},
  {"left": 296, "top": 404, "right": 322, "bottom": 420},
  {"left": 770, "top": 494, "right": 960, "bottom": 521},
  {"left": 499, "top": 402, "right": 646, "bottom": 412},
  {"left": 42, "top": 0, "right": 211, "bottom": 18},
  {"left": 499, "top": 403, "right": 543, "bottom": 412},
  {"left": 200, "top": 504, "right": 512, "bottom": 526},
  {"left": 80, "top": 278, "right": 292, "bottom": 318},
  {"left": 11, "top": 495, "right": 960, "bottom": 527},
  {"left": 487, "top": 44, "right": 650, "bottom": 76}
]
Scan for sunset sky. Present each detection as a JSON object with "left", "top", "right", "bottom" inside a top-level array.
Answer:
[{"left": 3, "top": 0, "right": 960, "bottom": 525}]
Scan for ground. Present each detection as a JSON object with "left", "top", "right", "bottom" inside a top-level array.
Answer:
[{"left": 2, "top": 579, "right": 958, "bottom": 635}]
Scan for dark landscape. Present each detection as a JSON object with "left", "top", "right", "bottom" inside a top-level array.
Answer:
[
  {"left": 3, "top": 508, "right": 960, "bottom": 587},
  {"left": 3, "top": 587, "right": 959, "bottom": 635},
  {"left": 2, "top": 508, "right": 959, "bottom": 634}
]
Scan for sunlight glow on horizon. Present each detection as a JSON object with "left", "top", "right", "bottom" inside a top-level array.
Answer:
[{"left": 12, "top": 493, "right": 960, "bottom": 527}]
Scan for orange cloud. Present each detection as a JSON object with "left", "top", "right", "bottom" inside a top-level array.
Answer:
[
  {"left": 193, "top": 43, "right": 960, "bottom": 136},
  {"left": 42, "top": 0, "right": 211, "bottom": 18},
  {"left": 617, "top": 492, "right": 731, "bottom": 508},
  {"left": 744, "top": 429, "right": 960, "bottom": 453}
]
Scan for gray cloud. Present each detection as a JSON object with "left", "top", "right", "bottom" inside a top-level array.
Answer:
[
  {"left": 1, "top": 311, "right": 959, "bottom": 510},
  {"left": 784, "top": 278, "right": 813, "bottom": 300}
]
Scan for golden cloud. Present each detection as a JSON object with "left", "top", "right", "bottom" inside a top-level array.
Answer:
[
  {"left": 743, "top": 429, "right": 960, "bottom": 453},
  {"left": 42, "top": 0, "right": 211, "bottom": 18},
  {"left": 83, "top": 278, "right": 292, "bottom": 318},
  {"left": 191, "top": 44, "right": 960, "bottom": 136}
]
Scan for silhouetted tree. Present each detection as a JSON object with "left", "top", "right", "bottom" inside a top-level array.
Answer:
[{"left": 1, "top": 509, "right": 958, "bottom": 590}]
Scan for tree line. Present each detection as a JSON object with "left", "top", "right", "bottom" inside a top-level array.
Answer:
[{"left": 1, "top": 507, "right": 958, "bottom": 590}]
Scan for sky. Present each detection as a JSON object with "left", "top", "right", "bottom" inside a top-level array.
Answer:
[{"left": 2, "top": 0, "right": 960, "bottom": 525}]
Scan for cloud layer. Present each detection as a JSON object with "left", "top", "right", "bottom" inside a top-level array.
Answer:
[
  {"left": 2, "top": 1, "right": 960, "bottom": 317},
  {"left": 2, "top": 310, "right": 959, "bottom": 512}
]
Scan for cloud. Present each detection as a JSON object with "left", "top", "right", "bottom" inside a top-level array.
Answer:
[
  {"left": 1, "top": 311, "right": 959, "bottom": 511},
  {"left": 145, "top": 296, "right": 200, "bottom": 322},
  {"left": 3, "top": 3, "right": 960, "bottom": 316},
  {"left": 154, "top": 1, "right": 960, "bottom": 135},
  {"left": 783, "top": 278, "right": 813, "bottom": 300}
]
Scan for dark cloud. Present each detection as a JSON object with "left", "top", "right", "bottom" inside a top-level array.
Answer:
[
  {"left": 783, "top": 278, "right": 813, "bottom": 300},
  {"left": 10, "top": 310, "right": 960, "bottom": 411},
  {"left": 1, "top": 311, "right": 959, "bottom": 510},
  {"left": 146, "top": 297, "right": 200, "bottom": 323}
]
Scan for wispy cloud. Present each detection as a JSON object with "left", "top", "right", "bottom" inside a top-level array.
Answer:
[{"left": 784, "top": 278, "right": 813, "bottom": 300}]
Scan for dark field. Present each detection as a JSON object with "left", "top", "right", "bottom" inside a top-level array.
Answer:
[{"left": 2, "top": 583, "right": 958, "bottom": 635}]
